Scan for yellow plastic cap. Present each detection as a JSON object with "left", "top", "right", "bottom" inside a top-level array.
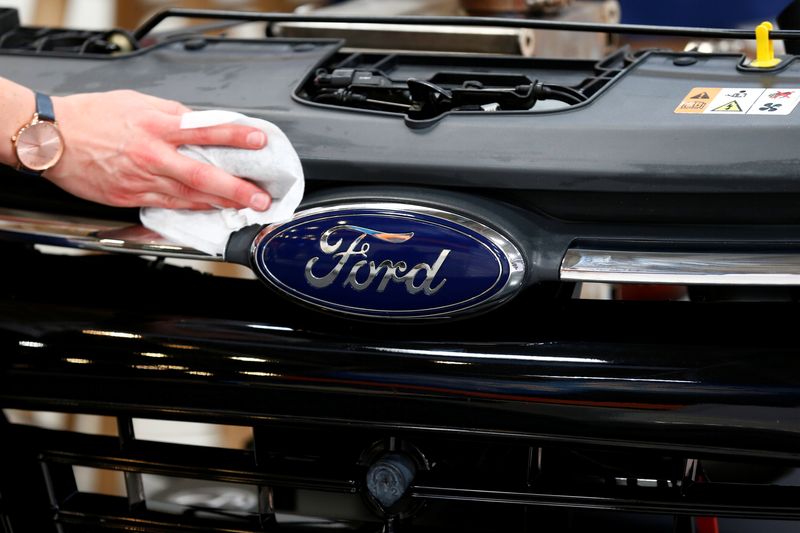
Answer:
[{"left": 751, "top": 21, "right": 782, "bottom": 68}]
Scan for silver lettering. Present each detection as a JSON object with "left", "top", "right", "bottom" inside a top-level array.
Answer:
[
  {"left": 305, "top": 233, "right": 369, "bottom": 288},
  {"left": 343, "top": 260, "right": 372, "bottom": 291},
  {"left": 303, "top": 225, "right": 449, "bottom": 295},
  {"left": 404, "top": 250, "right": 449, "bottom": 295},
  {"left": 376, "top": 260, "right": 408, "bottom": 292}
]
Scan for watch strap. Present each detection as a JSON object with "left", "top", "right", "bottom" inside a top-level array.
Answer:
[
  {"left": 17, "top": 167, "right": 42, "bottom": 177},
  {"left": 35, "top": 92, "right": 55, "bottom": 122}
]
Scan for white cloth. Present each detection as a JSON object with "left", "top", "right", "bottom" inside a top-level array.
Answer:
[{"left": 140, "top": 110, "right": 305, "bottom": 256}]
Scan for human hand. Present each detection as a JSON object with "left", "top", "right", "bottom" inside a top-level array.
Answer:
[{"left": 46, "top": 90, "right": 272, "bottom": 211}]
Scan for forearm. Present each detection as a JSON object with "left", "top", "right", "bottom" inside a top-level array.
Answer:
[{"left": 0, "top": 77, "right": 35, "bottom": 166}]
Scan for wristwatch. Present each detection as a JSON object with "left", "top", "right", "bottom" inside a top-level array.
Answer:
[{"left": 11, "top": 92, "right": 64, "bottom": 175}]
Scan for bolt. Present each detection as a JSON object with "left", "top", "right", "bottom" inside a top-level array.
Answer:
[{"left": 366, "top": 453, "right": 417, "bottom": 509}]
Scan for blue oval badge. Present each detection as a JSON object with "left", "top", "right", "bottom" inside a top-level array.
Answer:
[{"left": 251, "top": 203, "right": 525, "bottom": 319}]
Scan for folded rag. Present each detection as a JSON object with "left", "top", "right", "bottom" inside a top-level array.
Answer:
[{"left": 140, "top": 110, "right": 305, "bottom": 256}]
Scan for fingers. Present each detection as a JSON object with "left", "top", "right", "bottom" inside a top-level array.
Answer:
[
  {"left": 150, "top": 144, "right": 272, "bottom": 211},
  {"left": 155, "top": 113, "right": 268, "bottom": 149},
  {"left": 165, "top": 122, "right": 267, "bottom": 150},
  {"left": 136, "top": 192, "right": 215, "bottom": 210},
  {"left": 157, "top": 178, "right": 242, "bottom": 209},
  {"left": 125, "top": 181, "right": 243, "bottom": 211}
]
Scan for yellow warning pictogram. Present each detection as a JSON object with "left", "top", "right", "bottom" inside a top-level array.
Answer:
[
  {"left": 711, "top": 100, "right": 742, "bottom": 112},
  {"left": 674, "top": 87, "right": 721, "bottom": 113}
]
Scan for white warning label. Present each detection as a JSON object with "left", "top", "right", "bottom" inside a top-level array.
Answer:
[
  {"left": 675, "top": 87, "right": 800, "bottom": 115},
  {"left": 748, "top": 89, "right": 800, "bottom": 115},
  {"left": 705, "top": 88, "right": 761, "bottom": 114}
]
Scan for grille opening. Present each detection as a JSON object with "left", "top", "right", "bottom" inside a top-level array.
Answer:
[
  {"left": 73, "top": 466, "right": 126, "bottom": 497},
  {"left": 3, "top": 410, "right": 118, "bottom": 437},
  {"left": 537, "top": 448, "right": 800, "bottom": 492},
  {"left": 142, "top": 475, "right": 260, "bottom": 519},
  {"left": 717, "top": 518, "right": 800, "bottom": 533},
  {"left": 132, "top": 418, "right": 253, "bottom": 449},
  {"left": 142, "top": 478, "right": 375, "bottom": 524},
  {"left": 149, "top": 477, "right": 379, "bottom": 527},
  {"left": 287, "top": 490, "right": 375, "bottom": 523},
  {"left": 573, "top": 283, "right": 691, "bottom": 302},
  {"left": 576, "top": 282, "right": 613, "bottom": 300},
  {"left": 702, "top": 460, "right": 799, "bottom": 487}
]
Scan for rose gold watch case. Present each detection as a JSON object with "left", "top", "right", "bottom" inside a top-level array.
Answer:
[{"left": 13, "top": 118, "right": 64, "bottom": 172}]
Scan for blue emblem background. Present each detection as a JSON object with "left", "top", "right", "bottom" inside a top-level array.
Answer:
[{"left": 253, "top": 207, "right": 516, "bottom": 318}]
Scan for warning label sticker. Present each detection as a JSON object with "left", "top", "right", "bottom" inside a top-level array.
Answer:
[
  {"left": 711, "top": 100, "right": 743, "bottom": 112},
  {"left": 748, "top": 89, "right": 800, "bottom": 115},
  {"left": 674, "top": 87, "right": 720, "bottom": 113},
  {"left": 675, "top": 87, "right": 800, "bottom": 115},
  {"left": 705, "top": 88, "right": 762, "bottom": 114}
]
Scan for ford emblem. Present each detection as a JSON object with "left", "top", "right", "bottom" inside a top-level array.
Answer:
[{"left": 251, "top": 203, "right": 525, "bottom": 319}]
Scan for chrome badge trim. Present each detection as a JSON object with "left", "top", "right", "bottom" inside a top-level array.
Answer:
[
  {"left": 0, "top": 208, "right": 219, "bottom": 260},
  {"left": 250, "top": 202, "right": 526, "bottom": 319},
  {"left": 561, "top": 248, "right": 800, "bottom": 285}
]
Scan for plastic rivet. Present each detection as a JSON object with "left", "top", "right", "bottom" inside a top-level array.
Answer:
[
  {"left": 673, "top": 56, "right": 698, "bottom": 66},
  {"left": 184, "top": 38, "right": 208, "bottom": 51}
]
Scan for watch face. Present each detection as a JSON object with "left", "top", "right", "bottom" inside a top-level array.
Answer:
[{"left": 15, "top": 121, "right": 64, "bottom": 171}]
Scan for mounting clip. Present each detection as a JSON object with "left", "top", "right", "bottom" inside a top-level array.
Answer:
[{"left": 751, "top": 21, "right": 782, "bottom": 68}]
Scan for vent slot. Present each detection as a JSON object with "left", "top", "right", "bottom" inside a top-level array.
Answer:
[
  {"left": 4, "top": 409, "right": 118, "bottom": 436},
  {"left": 132, "top": 418, "right": 253, "bottom": 449},
  {"left": 73, "top": 466, "right": 126, "bottom": 497}
]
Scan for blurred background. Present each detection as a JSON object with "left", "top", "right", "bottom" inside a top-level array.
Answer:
[
  {"left": 0, "top": 0, "right": 794, "bottom": 56},
  {"left": 0, "top": 0, "right": 792, "bottom": 30}
]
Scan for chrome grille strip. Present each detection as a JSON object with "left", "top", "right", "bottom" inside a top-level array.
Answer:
[
  {"left": 6, "top": 208, "right": 800, "bottom": 284},
  {"left": 561, "top": 249, "right": 800, "bottom": 285},
  {"left": 0, "top": 208, "right": 219, "bottom": 261}
]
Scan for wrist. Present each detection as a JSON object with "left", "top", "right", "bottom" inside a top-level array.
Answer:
[
  {"left": 0, "top": 81, "right": 35, "bottom": 167},
  {"left": 44, "top": 95, "right": 69, "bottom": 178}
]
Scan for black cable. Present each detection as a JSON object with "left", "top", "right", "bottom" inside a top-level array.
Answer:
[
  {"left": 543, "top": 90, "right": 582, "bottom": 105},
  {"left": 542, "top": 83, "right": 586, "bottom": 103},
  {"left": 534, "top": 83, "right": 584, "bottom": 105},
  {"left": 312, "top": 91, "right": 340, "bottom": 103}
]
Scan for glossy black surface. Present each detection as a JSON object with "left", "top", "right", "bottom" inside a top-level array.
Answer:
[
  {"left": 1, "top": 244, "right": 800, "bottom": 459},
  {"left": 4, "top": 245, "right": 800, "bottom": 531}
]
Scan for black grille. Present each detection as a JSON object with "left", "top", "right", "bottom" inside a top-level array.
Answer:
[
  {"left": 4, "top": 408, "right": 800, "bottom": 532},
  {"left": 3, "top": 242, "right": 800, "bottom": 532}
]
